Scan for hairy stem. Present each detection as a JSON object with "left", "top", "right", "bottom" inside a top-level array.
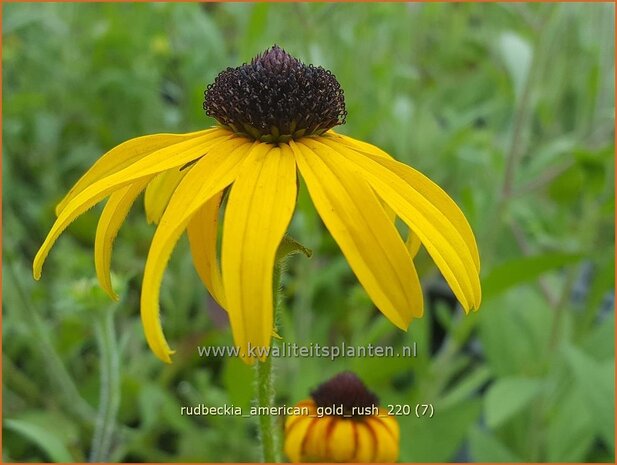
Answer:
[
  {"left": 256, "top": 355, "right": 281, "bottom": 462},
  {"left": 90, "top": 309, "right": 121, "bottom": 462},
  {"left": 6, "top": 257, "right": 95, "bottom": 424},
  {"left": 255, "top": 263, "right": 283, "bottom": 463}
]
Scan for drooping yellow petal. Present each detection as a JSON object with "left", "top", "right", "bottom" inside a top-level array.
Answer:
[
  {"left": 284, "top": 402, "right": 319, "bottom": 464},
  {"left": 326, "top": 131, "right": 391, "bottom": 159},
  {"left": 94, "top": 177, "right": 152, "bottom": 300},
  {"left": 328, "top": 419, "right": 356, "bottom": 461},
  {"left": 366, "top": 416, "right": 400, "bottom": 462},
  {"left": 292, "top": 140, "right": 423, "bottom": 329},
  {"left": 186, "top": 191, "right": 225, "bottom": 307},
  {"left": 144, "top": 167, "right": 189, "bottom": 224},
  {"left": 302, "top": 417, "right": 333, "bottom": 461},
  {"left": 354, "top": 421, "right": 377, "bottom": 462},
  {"left": 221, "top": 144, "right": 297, "bottom": 362},
  {"left": 284, "top": 416, "right": 316, "bottom": 463},
  {"left": 381, "top": 199, "right": 422, "bottom": 258},
  {"left": 324, "top": 132, "right": 480, "bottom": 271},
  {"left": 406, "top": 230, "right": 422, "bottom": 258},
  {"left": 381, "top": 200, "right": 397, "bottom": 223},
  {"left": 141, "top": 139, "right": 254, "bottom": 363},
  {"left": 376, "top": 408, "right": 400, "bottom": 441},
  {"left": 285, "top": 400, "right": 317, "bottom": 433},
  {"left": 33, "top": 133, "right": 237, "bottom": 280},
  {"left": 56, "top": 128, "right": 227, "bottom": 215},
  {"left": 308, "top": 137, "right": 481, "bottom": 311}
]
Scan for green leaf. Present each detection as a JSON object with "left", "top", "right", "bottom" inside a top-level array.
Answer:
[
  {"left": 562, "top": 345, "right": 615, "bottom": 449},
  {"left": 440, "top": 365, "right": 491, "bottom": 410},
  {"left": 547, "top": 385, "right": 595, "bottom": 462},
  {"left": 482, "top": 253, "right": 582, "bottom": 300},
  {"left": 478, "top": 290, "right": 555, "bottom": 376},
  {"left": 403, "top": 399, "right": 481, "bottom": 462},
  {"left": 246, "top": 3, "right": 270, "bottom": 46},
  {"left": 468, "top": 426, "right": 522, "bottom": 462},
  {"left": 548, "top": 165, "right": 586, "bottom": 203},
  {"left": 276, "top": 235, "right": 313, "bottom": 262},
  {"left": 4, "top": 418, "right": 74, "bottom": 463},
  {"left": 581, "top": 314, "right": 615, "bottom": 361},
  {"left": 222, "top": 356, "right": 254, "bottom": 409},
  {"left": 484, "top": 377, "right": 542, "bottom": 428},
  {"left": 498, "top": 31, "right": 533, "bottom": 98}
]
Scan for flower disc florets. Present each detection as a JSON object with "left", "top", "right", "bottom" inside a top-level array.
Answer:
[
  {"left": 203, "top": 45, "right": 347, "bottom": 143},
  {"left": 310, "top": 371, "right": 379, "bottom": 418}
]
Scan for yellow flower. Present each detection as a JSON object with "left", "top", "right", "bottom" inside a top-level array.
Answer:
[
  {"left": 284, "top": 372, "right": 399, "bottom": 462},
  {"left": 33, "top": 46, "right": 481, "bottom": 364}
]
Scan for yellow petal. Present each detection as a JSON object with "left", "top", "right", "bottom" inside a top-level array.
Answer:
[
  {"left": 328, "top": 419, "right": 356, "bottom": 461},
  {"left": 381, "top": 198, "right": 422, "bottom": 259},
  {"left": 144, "top": 167, "right": 189, "bottom": 225},
  {"left": 310, "top": 137, "right": 481, "bottom": 311},
  {"left": 354, "top": 421, "right": 377, "bottom": 462},
  {"left": 285, "top": 399, "right": 317, "bottom": 433},
  {"left": 381, "top": 199, "right": 397, "bottom": 223},
  {"left": 284, "top": 401, "right": 318, "bottom": 463},
  {"left": 56, "top": 128, "right": 227, "bottom": 215},
  {"left": 303, "top": 417, "right": 333, "bottom": 461},
  {"left": 366, "top": 417, "right": 400, "bottom": 462},
  {"left": 326, "top": 133, "right": 480, "bottom": 272},
  {"left": 376, "top": 408, "right": 400, "bottom": 442},
  {"left": 326, "top": 131, "right": 391, "bottom": 159},
  {"left": 140, "top": 139, "right": 253, "bottom": 363},
  {"left": 292, "top": 140, "right": 423, "bottom": 330},
  {"left": 94, "top": 177, "right": 152, "bottom": 300},
  {"left": 221, "top": 144, "right": 297, "bottom": 362},
  {"left": 186, "top": 191, "right": 225, "bottom": 307},
  {"left": 406, "top": 230, "right": 422, "bottom": 258},
  {"left": 33, "top": 132, "right": 235, "bottom": 281},
  {"left": 284, "top": 417, "right": 316, "bottom": 463}
]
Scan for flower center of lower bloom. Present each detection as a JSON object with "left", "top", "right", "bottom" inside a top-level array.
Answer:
[
  {"left": 310, "top": 371, "right": 379, "bottom": 418},
  {"left": 203, "top": 45, "right": 347, "bottom": 143}
]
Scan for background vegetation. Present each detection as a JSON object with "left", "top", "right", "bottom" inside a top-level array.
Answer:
[{"left": 3, "top": 2, "right": 615, "bottom": 463}]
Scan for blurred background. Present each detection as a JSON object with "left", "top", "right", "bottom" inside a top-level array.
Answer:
[{"left": 2, "top": 2, "right": 615, "bottom": 463}]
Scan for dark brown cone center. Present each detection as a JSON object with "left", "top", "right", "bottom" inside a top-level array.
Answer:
[
  {"left": 203, "top": 45, "right": 347, "bottom": 143},
  {"left": 310, "top": 371, "right": 379, "bottom": 418}
]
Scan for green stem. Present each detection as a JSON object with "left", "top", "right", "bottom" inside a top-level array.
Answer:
[
  {"left": 6, "top": 257, "right": 95, "bottom": 424},
  {"left": 90, "top": 308, "right": 121, "bottom": 462},
  {"left": 255, "top": 263, "right": 283, "bottom": 463},
  {"left": 3, "top": 354, "right": 43, "bottom": 405},
  {"left": 256, "top": 356, "right": 281, "bottom": 462}
]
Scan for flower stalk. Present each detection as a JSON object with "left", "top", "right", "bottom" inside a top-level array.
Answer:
[
  {"left": 256, "top": 355, "right": 281, "bottom": 463},
  {"left": 255, "top": 261, "right": 284, "bottom": 463},
  {"left": 90, "top": 306, "right": 121, "bottom": 462}
]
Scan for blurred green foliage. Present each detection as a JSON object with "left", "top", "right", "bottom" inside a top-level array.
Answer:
[{"left": 2, "top": 2, "right": 614, "bottom": 463}]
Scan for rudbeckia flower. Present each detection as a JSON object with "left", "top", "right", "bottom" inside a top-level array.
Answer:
[
  {"left": 33, "top": 45, "right": 481, "bottom": 364},
  {"left": 284, "top": 371, "right": 399, "bottom": 462}
]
